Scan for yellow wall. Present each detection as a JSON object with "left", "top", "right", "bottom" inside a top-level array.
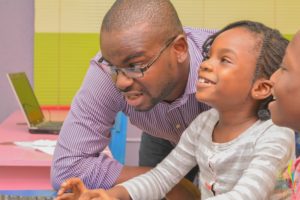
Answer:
[
  {"left": 36, "top": 0, "right": 300, "bottom": 33},
  {"left": 34, "top": 0, "right": 300, "bottom": 105}
]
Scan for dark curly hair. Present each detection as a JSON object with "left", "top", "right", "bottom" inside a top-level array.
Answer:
[{"left": 202, "top": 20, "right": 289, "bottom": 120}]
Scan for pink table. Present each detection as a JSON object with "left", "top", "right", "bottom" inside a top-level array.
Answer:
[{"left": 0, "top": 109, "right": 68, "bottom": 190}]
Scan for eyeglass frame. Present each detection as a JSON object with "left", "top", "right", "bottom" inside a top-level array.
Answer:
[{"left": 97, "top": 35, "right": 179, "bottom": 79}]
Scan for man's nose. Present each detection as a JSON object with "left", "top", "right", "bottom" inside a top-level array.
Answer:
[{"left": 115, "top": 72, "right": 134, "bottom": 91}]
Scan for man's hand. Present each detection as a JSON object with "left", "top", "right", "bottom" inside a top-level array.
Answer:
[{"left": 56, "top": 178, "right": 117, "bottom": 200}]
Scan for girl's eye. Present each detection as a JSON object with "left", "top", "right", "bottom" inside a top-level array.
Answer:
[
  {"left": 221, "top": 57, "right": 231, "bottom": 63},
  {"left": 282, "top": 66, "right": 287, "bottom": 70},
  {"left": 279, "top": 65, "right": 288, "bottom": 72}
]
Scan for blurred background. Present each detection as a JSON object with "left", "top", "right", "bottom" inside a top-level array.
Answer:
[{"left": 1, "top": 0, "right": 299, "bottom": 164}]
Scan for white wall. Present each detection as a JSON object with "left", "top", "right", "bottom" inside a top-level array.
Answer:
[{"left": 0, "top": 0, "right": 34, "bottom": 122}]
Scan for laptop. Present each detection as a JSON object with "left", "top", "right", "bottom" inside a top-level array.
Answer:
[{"left": 7, "top": 72, "right": 63, "bottom": 134}]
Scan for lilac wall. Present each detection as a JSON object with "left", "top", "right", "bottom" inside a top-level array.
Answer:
[{"left": 0, "top": 0, "right": 34, "bottom": 122}]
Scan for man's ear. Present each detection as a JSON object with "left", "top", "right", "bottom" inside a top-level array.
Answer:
[
  {"left": 251, "top": 79, "right": 273, "bottom": 100},
  {"left": 172, "top": 35, "right": 188, "bottom": 63}
]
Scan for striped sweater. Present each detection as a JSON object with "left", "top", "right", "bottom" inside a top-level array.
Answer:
[{"left": 121, "top": 109, "right": 295, "bottom": 200}]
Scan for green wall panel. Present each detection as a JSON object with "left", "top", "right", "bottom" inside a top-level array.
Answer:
[
  {"left": 34, "top": 33, "right": 293, "bottom": 106},
  {"left": 284, "top": 34, "right": 294, "bottom": 41},
  {"left": 34, "top": 33, "right": 99, "bottom": 105}
]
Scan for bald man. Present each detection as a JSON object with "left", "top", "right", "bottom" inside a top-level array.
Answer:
[{"left": 52, "top": 0, "right": 214, "bottom": 190}]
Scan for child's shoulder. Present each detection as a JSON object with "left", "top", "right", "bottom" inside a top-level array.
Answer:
[
  {"left": 254, "top": 120, "right": 295, "bottom": 147},
  {"left": 188, "top": 108, "right": 218, "bottom": 135},
  {"left": 259, "top": 119, "right": 294, "bottom": 136},
  {"left": 194, "top": 108, "right": 218, "bottom": 122}
]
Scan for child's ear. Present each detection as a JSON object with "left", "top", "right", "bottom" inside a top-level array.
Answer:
[
  {"left": 173, "top": 35, "right": 188, "bottom": 63},
  {"left": 251, "top": 79, "right": 273, "bottom": 100}
]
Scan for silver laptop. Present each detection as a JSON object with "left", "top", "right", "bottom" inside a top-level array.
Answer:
[{"left": 7, "top": 72, "right": 63, "bottom": 134}]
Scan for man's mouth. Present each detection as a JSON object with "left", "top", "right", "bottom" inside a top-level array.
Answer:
[
  {"left": 123, "top": 92, "right": 143, "bottom": 100},
  {"left": 126, "top": 94, "right": 141, "bottom": 100}
]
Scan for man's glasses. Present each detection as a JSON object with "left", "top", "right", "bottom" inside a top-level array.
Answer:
[{"left": 98, "top": 35, "right": 178, "bottom": 79}]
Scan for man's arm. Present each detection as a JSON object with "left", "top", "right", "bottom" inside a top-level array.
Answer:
[{"left": 51, "top": 55, "right": 126, "bottom": 190}]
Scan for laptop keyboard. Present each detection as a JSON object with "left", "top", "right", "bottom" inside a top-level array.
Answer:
[{"left": 36, "top": 121, "right": 63, "bottom": 128}]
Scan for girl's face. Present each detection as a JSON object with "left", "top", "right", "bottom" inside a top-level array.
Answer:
[
  {"left": 196, "top": 27, "right": 259, "bottom": 111},
  {"left": 269, "top": 32, "right": 300, "bottom": 131}
]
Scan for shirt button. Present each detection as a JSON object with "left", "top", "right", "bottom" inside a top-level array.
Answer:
[{"left": 176, "top": 124, "right": 181, "bottom": 129}]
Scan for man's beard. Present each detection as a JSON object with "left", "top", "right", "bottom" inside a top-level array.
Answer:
[{"left": 133, "top": 81, "right": 176, "bottom": 112}]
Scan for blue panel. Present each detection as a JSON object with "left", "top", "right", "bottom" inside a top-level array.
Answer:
[
  {"left": 0, "top": 190, "right": 56, "bottom": 197},
  {"left": 109, "top": 112, "right": 127, "bottom": 164}
]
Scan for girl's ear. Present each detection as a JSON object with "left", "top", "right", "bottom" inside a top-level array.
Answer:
[
  {"left": 172, "top": 34, "right": 188, "bottom": 63},
  {"left": 251, "top": 79, "right": 273, "bottom": 100}
]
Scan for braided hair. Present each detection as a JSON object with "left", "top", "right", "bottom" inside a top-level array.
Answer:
[{"left": 202, "top": 20, "right": 289, "bottom": 120}]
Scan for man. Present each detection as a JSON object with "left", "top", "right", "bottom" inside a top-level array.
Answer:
[{"left": 51, "top": 0, "right": 214, "bottom": 190}]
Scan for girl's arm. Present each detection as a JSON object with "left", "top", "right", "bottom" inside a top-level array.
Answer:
[{"left": 119, "top": 124, "right": 199, "bottom": 200}]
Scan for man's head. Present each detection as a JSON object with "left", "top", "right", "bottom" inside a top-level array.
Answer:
[
  {"left": 98, "top": 0, "right": 190, "bottom": 111},
  {"left": 101, "top": 0, "right": 182, "bottom": 35},
  {"left": 269, "top": 31, "right": 300, "bottom": 131}
]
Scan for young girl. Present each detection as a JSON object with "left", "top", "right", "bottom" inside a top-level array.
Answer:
[
  {"left": 56, "top": 21, "right": 294, "bottom": 200},
  {"left": 268, "top": 30, "right": 300, "bottom": 200}
]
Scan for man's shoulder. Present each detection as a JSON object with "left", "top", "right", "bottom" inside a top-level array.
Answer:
[
  {"left": 183, "top": 26, "right": 217, "bottom": 56},
  {"left": 183, "top": 26, "right": 217, "bottom": 38}
]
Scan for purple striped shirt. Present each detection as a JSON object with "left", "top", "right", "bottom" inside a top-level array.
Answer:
[{"left": 51, "top": 27, "right": 215, "bottom": 190}]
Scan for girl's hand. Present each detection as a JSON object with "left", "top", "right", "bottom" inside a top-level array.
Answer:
[{"left": 56, "top": 177, "right": 118, "bottom": 200}]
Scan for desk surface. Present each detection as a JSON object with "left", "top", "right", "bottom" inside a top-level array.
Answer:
[
  {"left": 0, "top": 109, "right": 68, "bottom": 190},
  {"left": 0, "top": 110, "right": 66, "bottom": 166}
]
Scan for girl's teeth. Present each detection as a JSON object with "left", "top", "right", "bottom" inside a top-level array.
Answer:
[
  {"left": 199, "top": 78, "right": 212, "bottom": 84},
  {"left": 199, "top": 78, "right": 205, "bottom": 83}
]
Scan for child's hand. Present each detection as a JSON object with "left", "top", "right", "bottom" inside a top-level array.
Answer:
[
  {"left": 56, "top": 177, "right": 118, "bottom": 200},
  {"left": 56, "top": 177, "right": 86, "bottom": 200}
]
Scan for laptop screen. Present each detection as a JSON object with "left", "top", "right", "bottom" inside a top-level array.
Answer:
[{"left": 7, "top": 72, "right": 45, "bottom": 125}]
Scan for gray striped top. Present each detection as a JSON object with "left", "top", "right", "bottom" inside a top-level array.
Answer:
[{"left": 122, "top": 109, "right": 295, "bottom": 200}]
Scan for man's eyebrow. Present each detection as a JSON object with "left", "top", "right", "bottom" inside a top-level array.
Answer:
[
  {"left": 122, "top": 51, "right": 146, "bottom": 64},
  {"left": 101, "top": 51, "right": 146, "bottom": 66}
]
